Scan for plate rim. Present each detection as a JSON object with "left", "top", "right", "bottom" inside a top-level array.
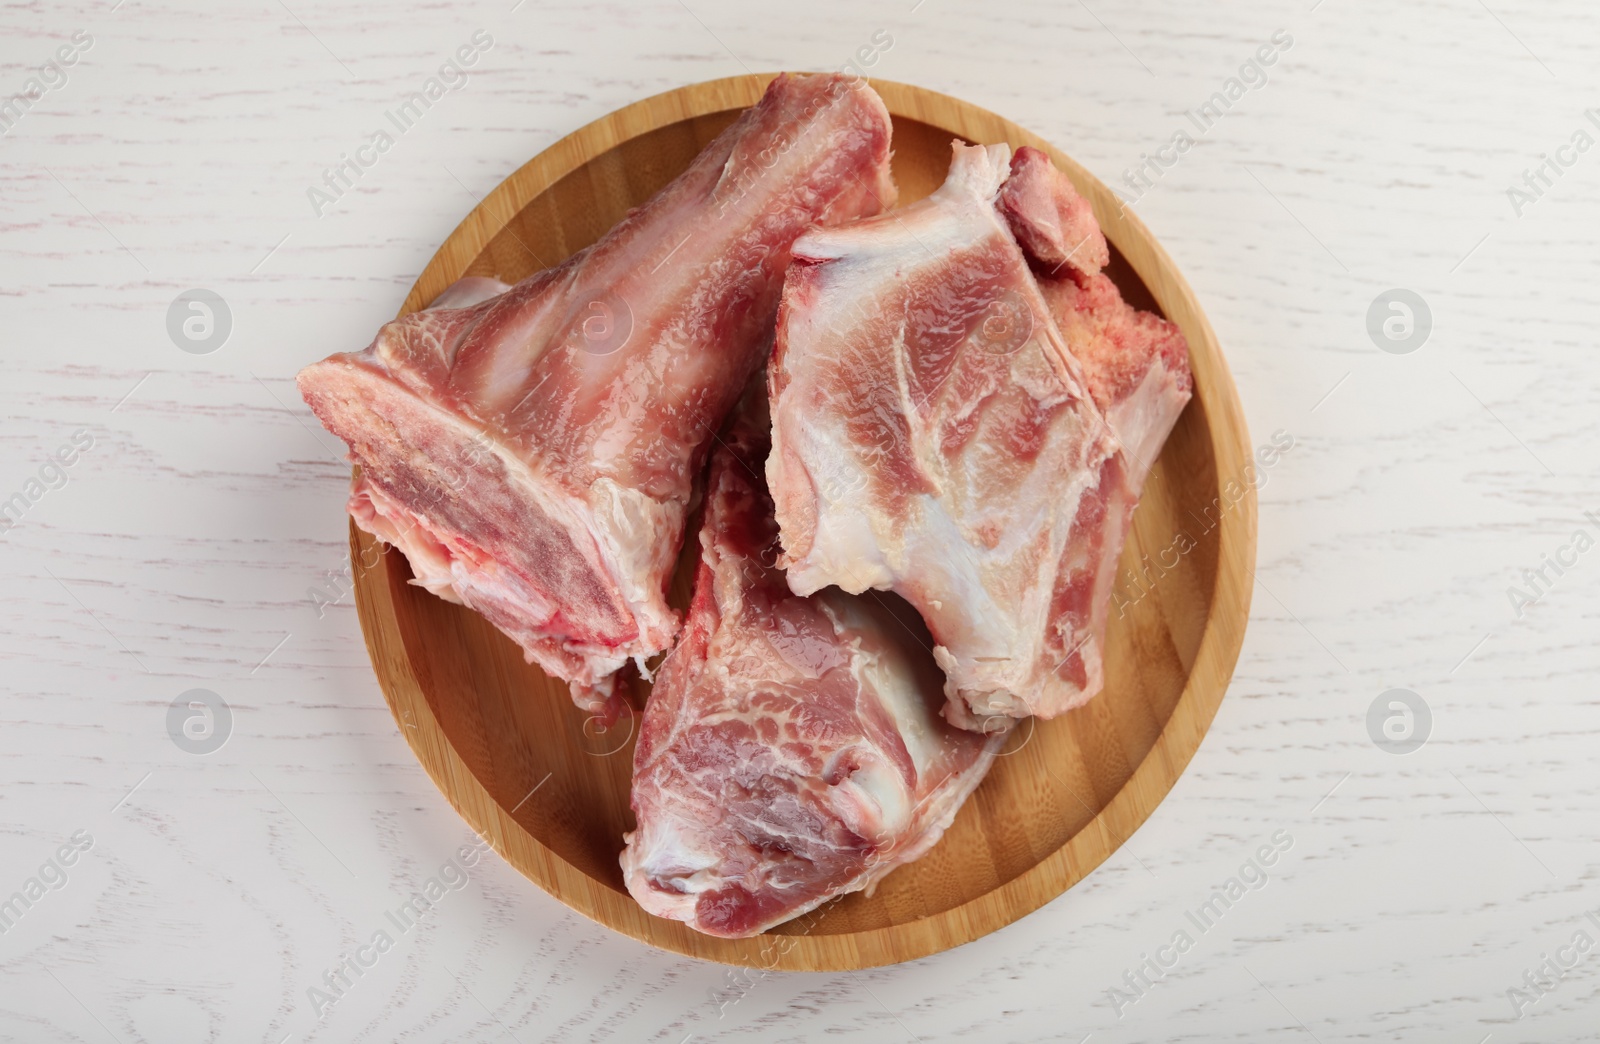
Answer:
[{"left": 349, "top": 72, "right": 1258, "bottom": 971}]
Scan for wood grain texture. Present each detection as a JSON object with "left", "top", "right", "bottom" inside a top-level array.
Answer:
[{"left": 350, "top": 73, "right": 1256, "bottom": 971}]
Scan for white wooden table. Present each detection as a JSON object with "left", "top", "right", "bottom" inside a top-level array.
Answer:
[{"left": 3, "top": 0, "right": 1597, "bottom": 1040}]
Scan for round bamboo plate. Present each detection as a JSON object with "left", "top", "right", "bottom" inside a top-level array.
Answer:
[{"left": 348, "top": 73, "right": 1256, "bottom": 971}]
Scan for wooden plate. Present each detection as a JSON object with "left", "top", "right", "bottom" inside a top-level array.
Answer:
[{"left": 348, "top": 74, "right": 1256, "bottom": 970}]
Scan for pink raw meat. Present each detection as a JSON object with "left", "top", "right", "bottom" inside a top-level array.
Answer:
[
  {"left": 768, "top": 140, "right": 1115, "bottom": 730},
  {"left": 999, "top": 146, "right": 1192, "bottom": 715},
  {"left": 996, "top": 145, "right": 1109, "bottom": 277},
  {"left": 622, "top": 390, "right": 1005, "bottom": 938},
  {"left": 768, "top": 140, "right": 1188, "bottom": 732},
  {"left": 297, "top": 74, "right": 896, "bottom": 713}
]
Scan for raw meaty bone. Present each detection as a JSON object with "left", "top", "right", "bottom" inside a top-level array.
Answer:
[
  {"left": 622, "top": 389, "right": 1007, "bottom": 939},
  {"left": 297, "top": 74, "right": 896, "bottom": 716},
  {"left": 998, "top": 146, "right": 1192, "bottom": 719},
  {"left": 769, "top": 139, "right": 1187, "bottom": 732},
  {"left": 769, "top": 139, "right": 1114, "bottom": 731}
]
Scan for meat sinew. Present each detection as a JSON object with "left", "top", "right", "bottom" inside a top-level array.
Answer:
[
  {"left": 622, "top": 389, "right": 1005, "bottom": 939},
  {"left": 768, "top": 140, "right": 1189, "bottom": 732},
  {"left": 297, "top": 74, "right": 896, "bottom": 714}
]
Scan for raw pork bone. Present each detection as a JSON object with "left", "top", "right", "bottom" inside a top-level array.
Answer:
[
  {"left": 768, "top": 139, "right": 1112, "bottom": 731},
  {"left": 769, "top": 139, "right": 1187, "bottom": 732},
  {"left": 998, "top": 145, "right": 1192, "bottom": 719},
  {"left": 622, "top": 390, "right": 1006, "bottom": 939},
  {"left": 296, "top": 74, "right": 897, "bottom": 716}
]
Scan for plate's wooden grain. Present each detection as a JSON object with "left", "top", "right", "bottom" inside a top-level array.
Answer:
[{"left": 348, "top": 74, "right": 1256, "bottom": 971}]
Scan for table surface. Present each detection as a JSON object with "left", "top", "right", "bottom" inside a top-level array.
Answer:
[{"left": 3, "top": 1, "right": 1597, "bottom": 1041}]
